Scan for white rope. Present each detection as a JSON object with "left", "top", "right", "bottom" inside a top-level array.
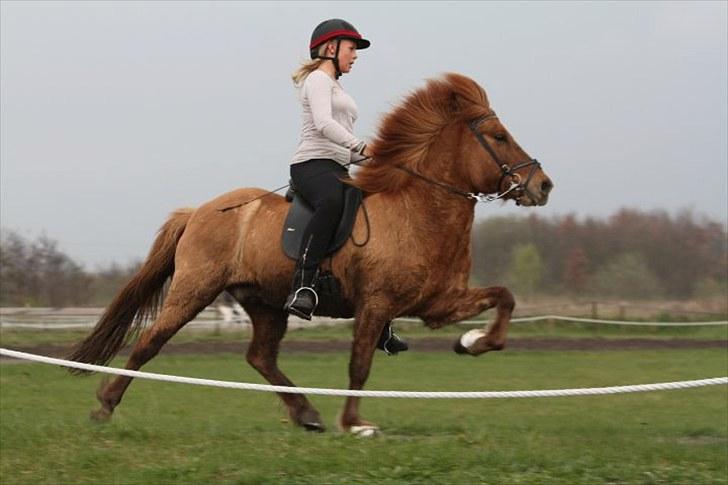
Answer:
[
  {"left": 1, "top": 348, "right": 725, "bottom": 399},
  {"left": 0, "top": 322, "right": 95, "bottom": 329},
  {"left": 3, "top": 315, "right": 726, "bottom": 329},
  {"left": 0, "top": 319, "right": 244, "bottom": 329},
  {"left": 397, "top": 315, "right": 728, "bottom": 326}
]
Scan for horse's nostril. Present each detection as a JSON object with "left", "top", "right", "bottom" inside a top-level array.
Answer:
[{"left": 541, "top": 179, "right": 553, "bottom": 194}]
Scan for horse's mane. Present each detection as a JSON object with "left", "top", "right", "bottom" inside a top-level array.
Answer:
[{"left": 352, "top": 72, "right": 492, "bottom": 194}]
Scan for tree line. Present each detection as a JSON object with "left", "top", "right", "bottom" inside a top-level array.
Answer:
[
  {"left": 471, "top": 208, "right": 727, "bottom": 299},
  {"left": 1, "top": 208, "right": 726, "bottom": 306},
  {"left": 0, "top": 231, "right": 140, "bottom": 307}
]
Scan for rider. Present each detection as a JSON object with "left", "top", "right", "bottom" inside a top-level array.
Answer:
[{"left": 284, "top": 18, "right": 407, "bottom": 354}]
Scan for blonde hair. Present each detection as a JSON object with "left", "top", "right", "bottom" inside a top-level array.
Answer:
[
  {"left": 291, "top": 58, "right": 326, "bottom": 86},
  {"left": 291, "top": 41, "right": 334, "bottom": 87}
]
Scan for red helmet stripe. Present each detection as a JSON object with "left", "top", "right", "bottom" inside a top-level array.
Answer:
[{"left": 310, "top": 29, "right": 362, "bottom": 49}]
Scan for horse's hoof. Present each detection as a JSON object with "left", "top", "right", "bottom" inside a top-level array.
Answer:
[
  {"left": 90, "top": 408, "right": 112, "bottom": 423},
  {"left": 303, "top": 421, "right": 326, "bottom": 433},
  {"left": 350, "top": 425, "right": 380, "bottom": 438},
  {"left": 296, "top": 408, "right": 324, "bottom": 432},
  {"left": 453, "top": 339, "right": 471, "bottom": 355}
]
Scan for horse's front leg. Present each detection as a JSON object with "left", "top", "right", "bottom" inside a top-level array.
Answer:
[
  {"left": 424, "top": 286, "right": 515, "bottom": 356},
  {"left": 338, "top": 305, "right": 390, "bottom": 436}
]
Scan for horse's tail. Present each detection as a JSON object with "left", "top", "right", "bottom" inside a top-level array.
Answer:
[{"left": 67, "top": 208, "right": 194, "bottom": 373}]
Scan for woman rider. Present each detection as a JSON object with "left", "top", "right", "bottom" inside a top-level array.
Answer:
[{"left": 284, "top": 18, "right": 407, "bottom": 354}]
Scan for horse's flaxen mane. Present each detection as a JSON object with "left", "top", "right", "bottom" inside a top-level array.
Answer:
[{"left": 352, "top": 73, "right": 492, "bottom": 194}]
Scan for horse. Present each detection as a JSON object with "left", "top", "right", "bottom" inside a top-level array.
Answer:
[{"left": 68, "top": 72, "right": 553, "bottom": 435}]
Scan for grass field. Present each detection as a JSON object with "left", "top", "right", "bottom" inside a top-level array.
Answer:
[{"left": 1, "top": 344, "right": 727, "bottom": 484}]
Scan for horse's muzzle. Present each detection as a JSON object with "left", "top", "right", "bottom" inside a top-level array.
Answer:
[{"left": 518, "top": 175, "right": 553, "bottom": 206}]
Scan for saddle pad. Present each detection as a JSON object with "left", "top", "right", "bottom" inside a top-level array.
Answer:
[{"left": 281, "top": 185, "right": 363, "bottom": 260}]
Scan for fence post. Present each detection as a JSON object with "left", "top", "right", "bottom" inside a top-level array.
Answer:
[{"left": 591, "top": 301, "right": 598, "bottom": 319}]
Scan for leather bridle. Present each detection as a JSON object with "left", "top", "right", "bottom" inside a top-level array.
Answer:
[
  {"left": 467, "top": 111, "right": 542, "bottom": 204},
  {"left": 394, "top": 111, "right": 542, "bottom": 204}
]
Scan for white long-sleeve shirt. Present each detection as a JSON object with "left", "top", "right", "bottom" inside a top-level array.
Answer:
[{"left": 290, "top": 70, "right": 366, "bottom": 166}]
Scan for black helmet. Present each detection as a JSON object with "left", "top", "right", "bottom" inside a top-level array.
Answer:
[{"left": 309, "top": 19, "right": 370, "bottom": 60}]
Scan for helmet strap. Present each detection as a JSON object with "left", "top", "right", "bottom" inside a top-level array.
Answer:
[
  {"left": 316, "top": 39, "right": 343, "bottom": 79},
  {"left": 332, "top": 39, "right": 342, "bottom": 79}
]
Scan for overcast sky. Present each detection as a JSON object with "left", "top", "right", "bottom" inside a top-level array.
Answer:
[{"left": 1, "top": 1, "right": 726, "bottom": 268}]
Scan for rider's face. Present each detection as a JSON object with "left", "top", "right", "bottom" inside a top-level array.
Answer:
[{"left": 329, "top": 39, "right": 358, "bottom": 74}]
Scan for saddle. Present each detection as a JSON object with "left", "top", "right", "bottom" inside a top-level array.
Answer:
[{"left": 281, "top": 181, "right": 363, "bottom": 260}]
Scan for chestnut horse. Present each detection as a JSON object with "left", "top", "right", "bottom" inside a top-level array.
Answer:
[{"left": 68, "top": 73, "right": 553, "bottom": 435}]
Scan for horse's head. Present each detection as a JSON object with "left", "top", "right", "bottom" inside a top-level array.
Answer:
[
  {"left": 354, "top": 73, "right": 553, "bottom": 206},
  {"left": 449, "top": 74, "right": 553, "bottom": 207}
]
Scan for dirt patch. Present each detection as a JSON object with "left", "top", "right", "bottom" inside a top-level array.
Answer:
[{"left": 2, "top": 337, "right": 725, "bottom": 363}]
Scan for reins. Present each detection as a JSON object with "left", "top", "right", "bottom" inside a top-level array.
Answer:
[
  {"left": 218, "top": 110, "right": 543, "bottom": 213},
  {"left": 391, "top": 163, "right": 520, "bottom": 204}
]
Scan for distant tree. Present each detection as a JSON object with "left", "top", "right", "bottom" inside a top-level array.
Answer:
[
  {"left": 33, "top": 235, "right": 92, "bottom": 307},
  {"left": 590, "top": 252, "right": 662, "bottom": 299},
  {"left": 693, "top": 277, "right": 727, "bottom": 299},
  {"left": 0, "top": 229, "right": 91, "bottom": 306},
  {"left": 88, "top": 260, "right": 142, "bottom": 306},
  {"left": 0, "top": 230, "right": 33, "bottom": 305},
  {"left": 470, "top": 216, "right": 534, "bottom": 285},
  {"left": 507, "top": 243, "right": 543, "bottom": 298},
  {"left": 562, "top": 246, "right": 590, "bottom": 294}
]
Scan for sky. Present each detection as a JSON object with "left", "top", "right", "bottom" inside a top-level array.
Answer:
[{"left": 1, "top": 1, "right": 726, "bottom": 268}]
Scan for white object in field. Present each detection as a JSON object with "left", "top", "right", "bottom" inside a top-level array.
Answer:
[
  {"left": 350, "top": 425, "right": 379, "bottom": 437},
  {"left": 460, "top": 328, "right": 487, "bottom": 349},
  {"left": 217, "top": 302, "right": 245, "bottom": 323}
]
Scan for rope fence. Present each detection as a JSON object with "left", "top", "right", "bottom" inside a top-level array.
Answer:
[
  {"left": 0, "top": 320, "right": 237, "bottom": 330},
  {"left": 1, "top": 348, "right": 725, "bottom": 399},
  {"left": 459, "top": 315, "right": 728, "bottom": 327},
  {"left": 2, "top": 314, "right": 726, "bottom": 329}
]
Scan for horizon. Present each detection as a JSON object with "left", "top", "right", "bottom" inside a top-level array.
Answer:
[{"left": 2, "top": 204, "right": 724, "bottom": 271}]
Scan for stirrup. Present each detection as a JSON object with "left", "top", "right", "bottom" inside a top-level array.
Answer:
[
  {"left": 291, "top": 287, "right": 319, "bottom": 307},
  {"left": 378, "top": 325, "right": 409, "bottom": 355},
  {"left": 284, "top": 286, "right": 319, "bottom": 320}
]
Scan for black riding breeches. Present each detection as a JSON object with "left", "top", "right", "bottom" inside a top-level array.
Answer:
[{"left": 290, "top": 159, "right": 348, "bottom": 270}]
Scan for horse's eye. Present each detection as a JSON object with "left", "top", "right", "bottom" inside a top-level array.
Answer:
[{"left": 494, "top": 133, "right": 507, "bottom": 143}]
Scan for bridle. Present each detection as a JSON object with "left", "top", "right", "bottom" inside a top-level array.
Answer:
[
  {"left": 394, "top": 111, "right": 542, "bottom": 204},
  {"left": 467, "top": 112, "right": 541, "bottom": 204}
]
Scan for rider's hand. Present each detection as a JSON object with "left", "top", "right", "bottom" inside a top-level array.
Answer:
[{"left": 362, "top": 146, "right": 374, "bottom": 158}]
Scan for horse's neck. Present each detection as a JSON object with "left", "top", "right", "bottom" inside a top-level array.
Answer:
[
  {"left": 398, "top": 127, "right": 476, "bottom": 238},
  {"left": 397, "top": 184, "right": 476, "bottom": 253}
]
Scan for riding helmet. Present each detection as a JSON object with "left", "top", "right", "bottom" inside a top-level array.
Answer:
[{"left": 309, "top": 19, "right": 371, "bottom": 60}]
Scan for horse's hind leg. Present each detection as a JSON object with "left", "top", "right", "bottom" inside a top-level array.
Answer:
[
  {"left": 243, "top": 302, "right": 324, "bottom": 431},
  {"left": 91, "top": 271, "right": 223, "bottom": 421}
]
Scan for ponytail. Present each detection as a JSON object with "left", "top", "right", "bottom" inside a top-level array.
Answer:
[
  {"left": 291, "top": 41, "right": 335, "bottom": 86},
  {"left": 291, "top": 58, "right": 325, "bottom": 86}
]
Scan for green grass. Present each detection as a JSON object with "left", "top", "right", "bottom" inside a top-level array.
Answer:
[
  {"left": 2, "top": 349, "right": 727, "bottom": 484},
  {"left": 2, "top": 317, "right": 727, "bottom": 348}
]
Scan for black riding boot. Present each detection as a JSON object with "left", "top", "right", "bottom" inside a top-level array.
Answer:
[
  {"left": 377, "top": 322, "right": 409, "bottom": 355},
  {"left": 283, "top": 265, "right": 319, "bottom": 320}
]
